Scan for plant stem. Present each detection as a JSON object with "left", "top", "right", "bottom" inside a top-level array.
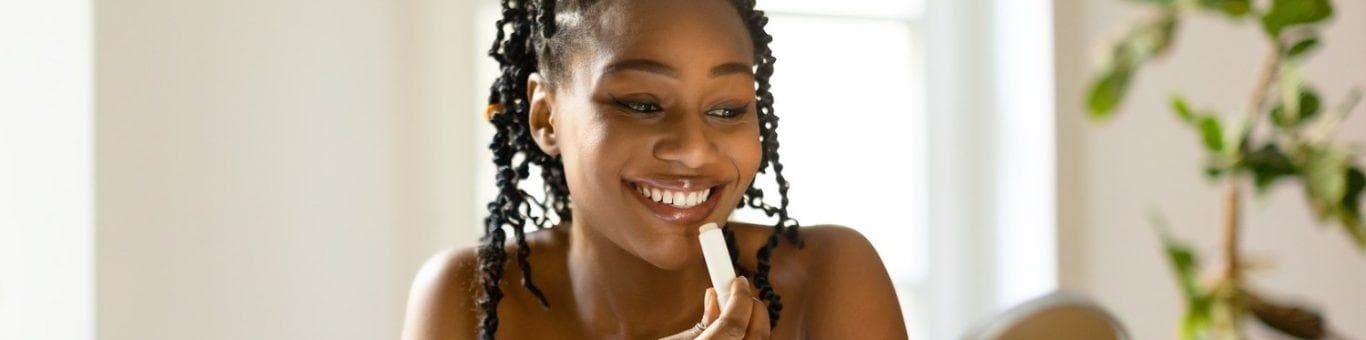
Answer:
[
  {"left": 1223, "top": 179, "right": 1242, "bottom": 281},
  {"left": 1218, "top": 44, "right": 1281, "bottom": 339},
  {"left": 1219, "top": 178, "right": 1246, "bottom": 339},
  {"left": 1243, "top": 49, "right": 1282, "bottom": 145},
  {"left": 1227, "top": 48, "right": 1281, "bottom": 282}
]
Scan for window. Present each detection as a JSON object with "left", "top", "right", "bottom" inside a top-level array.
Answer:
[
  {"left": 1, "top": 2, "right": 94, "bottom": 339},
  {"left": 737, "top": 0, "right": 928, "bottom": 336}
]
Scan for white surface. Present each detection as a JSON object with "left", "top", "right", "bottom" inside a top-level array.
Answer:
[
  {"left": 1055, "top": 1, "right": 1366, "bottom": 338},
  {"left": 0, "top": 1, "right": 94, "bottom": 340}
]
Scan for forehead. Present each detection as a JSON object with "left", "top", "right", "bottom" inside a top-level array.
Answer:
[{"left": 581, "top": 0, "right": 755, "bottom": 74}]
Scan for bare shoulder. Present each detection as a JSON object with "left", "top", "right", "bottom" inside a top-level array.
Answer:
[
  {"left": 798, "top": 225, "right": 876, "bottom": 259},
  {"left": 727, "top": 223, "right": 886, "bottom": 273},
  {"left": 401, "top": 244, "right": 481, "bottom": 340},
  {"left": 400, "top": 229, "right": 568, "bottom": 340},
  {"left": 732, "top": 223, "right": 908, "bottom": 339}
]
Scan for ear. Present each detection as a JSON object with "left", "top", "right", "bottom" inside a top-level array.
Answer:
[{"left": 527, "top": 73, "right": 560, "bottom": 156}]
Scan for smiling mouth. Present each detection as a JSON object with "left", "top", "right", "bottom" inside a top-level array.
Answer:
[
  {"left": 625, "top": 180, "right": 724, "bottom": 226},
  {"left": 635, "top": 184, "right": 711, "bottom": 208}
]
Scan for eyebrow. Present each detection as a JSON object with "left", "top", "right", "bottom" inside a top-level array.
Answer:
[{"left": 601, "top": 58, "right": 753, "bottom": 79}]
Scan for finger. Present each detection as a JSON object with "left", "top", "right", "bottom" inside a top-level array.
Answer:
[
  {"left": 699, "top": 277, "right": 755, "bottom": 339},
  {"left": 703, "top": 288, "right": 719, "bottom": 326},
  {"left": 728, "top": 276, "right": 754, "bottom": 305},
  {"left": 744, "top": 297, "right": 771, "bottom": 339}
]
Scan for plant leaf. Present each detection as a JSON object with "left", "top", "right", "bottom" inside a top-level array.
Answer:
[
  {"left": 1303, "top": 147, "right": 1349, "bottom": 218},
  {"left": 1181, "top": 305, "right": 1212, "bottom": 340},
  {"left": 1242, "top": 144, "right": 1299, "bottom": 193},
  {"left": 1199, "top": 0, "right": 1252, "bottom": 18},
  {"left": 1272, "top": 86, "right": 1322, "bottom": 129},
  {"left": 1087, "top": 10, "right": 1178, "bottom": 120},
  {"left": 1088, "top": 63, "right": 1133, "bottom": 120},
  {"left": 1285, "top": 36, "right": 1321, "bottom": 59},
  {"left": 1246, "top": 291, "right": 1327, "bottom": 339},
  {"left": 1172, "top": 94, "right": 1197, "bottom": 124},
  {"left": 1204, "top": 163, "right": 1227, "bottom": 180},
  {"left": 1261, "top": 0, "right": 1334, "bottom": 37},
  {"left": 1129, "top": 10, "right": 1180, "bottom": 61},
  {"left": 1164, "top": 237, "right": 1203, "bottom": 301},
  {"left": 1340, "top": 166, "right": 1366, "bottom": 248},
  {"left": 1154, "top": 217, "right": 1212, "bottom": 340},
  {"left": 1299, "top": 87, "right": 1323, "bottom": 124},
  {"left": 1153, "top": 215, "right": 1204, "bottom": 303},
  {"left": 1198, "top": 115, "right": 1224, "bottom": 153}
]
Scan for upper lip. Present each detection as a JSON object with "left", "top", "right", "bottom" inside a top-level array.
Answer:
[{"left": 625, "top": 176, "right": 727, "bottom": 191}]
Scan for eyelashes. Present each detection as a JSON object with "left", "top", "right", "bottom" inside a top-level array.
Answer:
[
  {"left": 611, "top": 95, "right": 663, "bottom": 113},
  {"left": 705, "top": 107, "right": 746, "bottom": 119},
  {"left": 609, "top": 94, "right": 751, "bottom": 119}
]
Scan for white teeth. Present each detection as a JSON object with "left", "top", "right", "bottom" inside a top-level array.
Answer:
[{"left": 636, "top": 183, "right": 711, "bottom": 208}]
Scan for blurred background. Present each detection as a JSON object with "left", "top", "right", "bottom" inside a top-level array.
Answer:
[{"left": 2, "top": 0, "right": 1363, "bottom": 339}]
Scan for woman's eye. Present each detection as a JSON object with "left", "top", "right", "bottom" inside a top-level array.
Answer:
[
  {"left": 627, "top": 102, "right": 662, "bottom": 113},
  {"left": 706, "top": 107, "right": 746, "bottom": 119},
  {"left": 612, "top": 96, "right": 663, "bottom": 113}
]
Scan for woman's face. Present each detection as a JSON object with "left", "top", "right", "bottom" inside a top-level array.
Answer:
[{"left": 531, "top": 0, "right": 761, "bottom": 269}]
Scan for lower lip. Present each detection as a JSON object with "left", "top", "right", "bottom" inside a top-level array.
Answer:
[{"left": 627, "top": 182, "right": 722, "bottom": 227}]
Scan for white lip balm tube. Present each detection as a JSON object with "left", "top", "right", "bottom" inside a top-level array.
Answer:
[{"left": 698, "top": 222, "right": 737, "bottom": 308}]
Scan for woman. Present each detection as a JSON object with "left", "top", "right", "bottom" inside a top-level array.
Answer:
[{"left": 402, "top": 0, "right": 907, "bottom": 338}]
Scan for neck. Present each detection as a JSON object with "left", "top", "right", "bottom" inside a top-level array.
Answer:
[{"left": 564, "top": 219, "right": 711, "bottom": 338}]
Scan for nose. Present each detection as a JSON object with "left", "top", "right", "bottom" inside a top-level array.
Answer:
[{"left": 653, "top": 113, "right": 720, "bottom": 170}]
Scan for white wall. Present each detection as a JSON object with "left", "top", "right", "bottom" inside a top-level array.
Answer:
[
  {"left": 1, "top": 1, "right": 94, "bottom": 340},
  {"left": 94, "top": 0, "right": 479, "bottom": 339},
  {"left": 1056, "top": 1, "right": 1366, "bottom": 338},
  {"left": 403, "top": 0, "right": 486, "bottom": 257}
]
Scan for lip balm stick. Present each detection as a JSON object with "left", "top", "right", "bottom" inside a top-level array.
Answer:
[{"left": 697, "top": 222, "right": 737, "bottom": 308}]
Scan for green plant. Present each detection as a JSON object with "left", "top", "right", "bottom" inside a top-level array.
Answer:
[{"left": 1085, "top": 0, "right": 1364, "bottom": 338}]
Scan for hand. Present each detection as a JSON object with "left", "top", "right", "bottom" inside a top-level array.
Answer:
[{"left": 660, "top": 277, "right": 771, "bottom": 340}]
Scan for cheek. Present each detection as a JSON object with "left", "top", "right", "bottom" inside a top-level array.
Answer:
[
  {"left": 556, "top": 111, "right": 645, "bottom": 224},
  {"left": 727, "top": 126, "right": 763, "bottom": 181},
  {"left": 559, "top": 115, "right": 618, "bottom": 196}
]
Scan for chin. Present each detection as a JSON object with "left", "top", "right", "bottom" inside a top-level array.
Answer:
[{"left": 636, "top": 235, "right": 703, "bottom": 271}]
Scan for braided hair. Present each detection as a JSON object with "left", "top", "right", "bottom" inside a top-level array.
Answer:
[{"left": 479, "top": 0, "right": 801, "bottom": 338}]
